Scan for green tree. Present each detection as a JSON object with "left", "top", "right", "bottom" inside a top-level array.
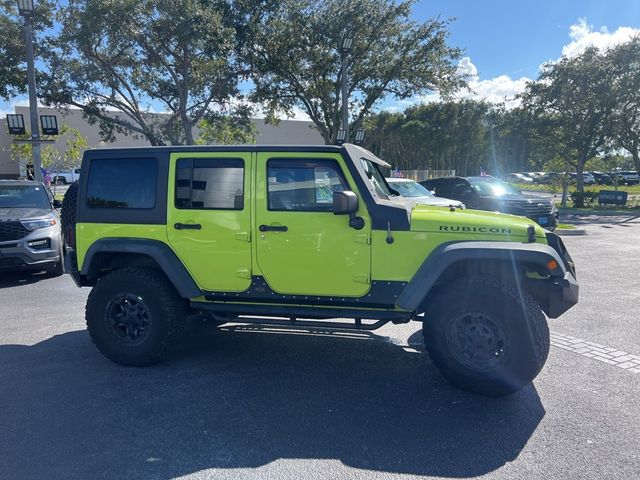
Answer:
[
  {"left": 363, "top": 100, "right": 491, "bottom": 175},
  {"left": 607, "top": 37, "right": 640, "bottom": 173},
  {"left": 522, "top": 47, "right": 615, "bottom": 204},
  {"left": 245, "top": 0, "right": 464, "bottom": 145},
  {"left": 10, "top": 124, "right": 88, "bottom": 170},
  {"left": 0, "top": 0, "right": 54, "bottom": 100},
  {"left": 197, "top": 109, "right": 258, "bottom": 145},
  {"left": 43, "top": 0, "right": 251, "bottom": 146}
]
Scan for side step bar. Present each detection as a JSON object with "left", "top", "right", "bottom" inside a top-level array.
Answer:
[{"left": 191, "top": 301, "right": 413, "bottom": 331}]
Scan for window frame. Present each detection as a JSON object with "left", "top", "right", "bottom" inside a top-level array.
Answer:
[
  {"left": 174, "top": 157, "right": 245, "bottom": 211},
  {"left": 266, "top": 158, "right": 350, "bottom": 213}
]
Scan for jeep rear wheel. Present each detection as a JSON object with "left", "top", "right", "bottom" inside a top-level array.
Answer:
[
  {"left": 423, "top": 275, "right": 549, "bottom": 396},
  {"left": 86, "top": 267, "right": 187, "bottom": 366}
]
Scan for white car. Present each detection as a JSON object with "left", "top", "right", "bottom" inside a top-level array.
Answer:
[
  {"left": 386, "top": 178, "right": 465, "bottom": 209},
  {"left": 50, "top": 168, "right": 81, "bottom": 185}
]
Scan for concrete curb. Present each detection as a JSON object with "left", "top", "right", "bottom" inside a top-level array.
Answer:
[
  {"left": 559, "top": 209, "right": 640, "bottom": 216},
  {"left": 555, "top": 228, "right": 587, "bottom": 236}
]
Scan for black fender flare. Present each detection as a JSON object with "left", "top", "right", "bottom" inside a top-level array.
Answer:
[
  {"left": 396, "top": 241, "right": 568, "bottom": 312},
  {"left": 81, "top": 238, "right": 201, "bottom": 298}
]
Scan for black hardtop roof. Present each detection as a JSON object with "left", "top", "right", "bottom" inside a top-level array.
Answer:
[
  {"left": 85, "top": 144, "right": 342, "bottom": 155},
  {"left": 82, "top": 143, "right": 391, "bottom": 168}
]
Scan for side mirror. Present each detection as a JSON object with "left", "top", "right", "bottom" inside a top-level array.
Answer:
[
  {"left": 53, "top": 199, "right": 62, "bottom": 208},
  {"left": 333, "top": 191, "right": 359, "bottom": 215}
]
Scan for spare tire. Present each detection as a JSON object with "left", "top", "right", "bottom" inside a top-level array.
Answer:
[{"left": 61, "top": 181, "right": 79, "bottom": 247}]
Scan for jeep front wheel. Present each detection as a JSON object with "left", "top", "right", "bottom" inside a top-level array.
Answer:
[
  {"left": 423, "top": 275, "right": 550, "bottom": 396},
  {"left": 86, "top": 267, "right": 187, "bottom": 366}
]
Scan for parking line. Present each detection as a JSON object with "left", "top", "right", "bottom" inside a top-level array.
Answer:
[{"left": 551, "top": 331, "right": 640, "bottom": 374}]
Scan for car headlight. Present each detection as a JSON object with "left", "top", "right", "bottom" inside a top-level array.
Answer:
[{"left": 21, "top": 217, "right": 57, "bottom": 231}]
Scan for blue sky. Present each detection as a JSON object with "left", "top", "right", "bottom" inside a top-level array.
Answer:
[
  {"left": 414, "top": 0, "right": 640, "bottom": 79},
  {"left": 387, "top": 0, "right": 640, "bottom": 110},
  {"left": 2, "top": 0, "right": 640, "bottom": 117}
]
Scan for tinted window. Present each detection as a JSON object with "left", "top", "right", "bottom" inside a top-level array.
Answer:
[
  {"left": 86, "top": 159, "right": 157, "bottom": 209},
  {"left": 175, "top": 158, "right": 244, "bottom": 210},
  {"left": 267, "top": 159, "right": 347, "bottom": 212}
]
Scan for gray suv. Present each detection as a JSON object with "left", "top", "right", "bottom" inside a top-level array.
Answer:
[{"left": 0, "top": 180, "right": 64, "bottom": 276}]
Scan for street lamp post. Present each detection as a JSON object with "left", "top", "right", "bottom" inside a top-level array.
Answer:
[
  {"left": 17, "top": 0, "right": 44, "bottom": 182},
  {"left": 340, "top": 37, "right": 353, "bottom": 144}
]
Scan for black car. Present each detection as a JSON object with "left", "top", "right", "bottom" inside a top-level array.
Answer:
[
  {"left": 421, "top": 176, "right": 559, "bottom": 230},
  {"left": 589, "top": 172, "right": 613, "bottom": 185}
]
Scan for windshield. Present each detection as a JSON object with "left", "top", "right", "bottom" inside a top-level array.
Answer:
[
  {"left": 0, "top": 185, "right": 51, "bottom": 209},
  {"left": 360, "top": 158, "right": 392, "bottom": 198},
  {"left": 388, "top": 180, "right": 434, "bottom": 197},
  {"left": 469, "top": 179, "right": 521, "bottom": 196}
]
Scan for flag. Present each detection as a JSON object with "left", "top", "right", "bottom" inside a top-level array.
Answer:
[
  {"left": 480, "top": 167, "right": 489, "bottom": 177},
  {"left": 41, "top": 167, "right": 52, "bottom": 186}
]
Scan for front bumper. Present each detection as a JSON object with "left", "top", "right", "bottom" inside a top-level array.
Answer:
[
  {"left": 536, "top": 271, "right": 579, "bottom": 318},
  {"left": 0, "top": 226, "right": 62, "bottom": 272}
]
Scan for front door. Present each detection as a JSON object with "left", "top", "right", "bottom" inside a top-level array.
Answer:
[
  {"left": 255, "top": 152, "right": 371, "bottom": 297},
  {"left": 167, "top": 152, "right": 252, "bottom": 292}
]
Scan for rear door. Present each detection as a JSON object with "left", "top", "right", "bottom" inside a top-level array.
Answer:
[
  {"left": 254, "top": 152, "right": 371, "bottom": 297},
  {"left": 167, "top": 152, "right": 252, "bottom": 292}
]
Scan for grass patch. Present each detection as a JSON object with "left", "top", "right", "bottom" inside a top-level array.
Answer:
[{"left": 557, "top": 223, "right": 577, "bottom": 230}]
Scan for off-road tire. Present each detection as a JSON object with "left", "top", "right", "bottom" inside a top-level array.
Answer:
[
  {"left": 60, "top": 182, "right": 78, "bottom": 246},
  {"left": 86, "top": 267, "right": 188, "bottom": 366},
  {"left": 423, "top": 275, "right": 550, "bottom": 396}
]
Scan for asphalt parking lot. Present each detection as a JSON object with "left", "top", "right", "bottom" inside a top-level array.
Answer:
[{"left": 1, "top": 214, "right": 639, "bottom": 480}]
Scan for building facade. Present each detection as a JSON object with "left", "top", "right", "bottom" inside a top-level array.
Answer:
[{"left": 0, "top": 106, "right": 323, "bottom": 179}]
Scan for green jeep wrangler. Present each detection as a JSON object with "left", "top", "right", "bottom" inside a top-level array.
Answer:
[{"left": 63, "top": 144, "right": 578, "bottom": 396}]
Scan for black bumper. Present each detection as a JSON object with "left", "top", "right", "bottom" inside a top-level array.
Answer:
[{"left": 537, "top": 272, "right": 579, "bottom": 318}]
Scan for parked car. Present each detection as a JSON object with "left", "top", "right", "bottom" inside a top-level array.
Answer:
[
  {"left": 589, "top": 172, "right": 613, "bottom": 185},
  {"left": 0, "top": 180, "right": 64, "bottom": 276},
  {"left": 569, "top": 172, "right": 596, "bottom": 185},
  {"left": 63, "top": 144, "right": 578, "bottom": 396},
  {"left": 50, "top": 168, "right": 81, "bottom": 185},
  {"left": 617, "top": 171, "right": 639, "bottom": 185},
  {"left": 386, "top": 178, "right": 465, "bottom": 209},
  {"left": 421, "top": 176, "right": 559, "bottom": 230},
  {"left": 504, "top": 173, "right": 534, "bottom": 184}
]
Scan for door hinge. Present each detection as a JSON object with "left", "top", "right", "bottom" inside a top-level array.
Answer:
[
  {"left": 236, "top": 268, "right": 251, "bottom": 279},
  {"left": 353, "top": 233, "right": 370, "bottom": 245},
  {"left": 234, "top": 232, "right": 251, "bottom": 242},
  {"left": 352, "top": 273, "right": 371, "bottom": 284}
]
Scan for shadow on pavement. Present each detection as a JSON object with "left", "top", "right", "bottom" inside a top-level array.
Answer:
[
  {"left": 0, "top": 323, "right": 545, "bottom": 479},
  {"left": 0, "top": 270, "right": 50, "bottom": 289}
]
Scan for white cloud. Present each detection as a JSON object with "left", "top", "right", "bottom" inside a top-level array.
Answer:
[
  {"left": 401, "top": 18, "right": 640, "bottom": 111},
  {"left": 411, "top": 57, "right": 530, "bottom": 108},
  {"left": 562, "top": 18, "right": 640, "bottom": 58}
]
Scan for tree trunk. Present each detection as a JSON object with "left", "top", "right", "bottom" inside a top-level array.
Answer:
[
  {"left": 632, "top": 143, "right": 640, "bottom": 174},
  {"left": 575, "top": 159, "right": 586, "bottom": 207},
  {"left": 561, "top": 180, "right": 569, "bottom": 208}
]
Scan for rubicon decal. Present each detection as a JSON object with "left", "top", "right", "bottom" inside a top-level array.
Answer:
[{"left": 439, "top": 225, "right": 513, "bottom": 234}]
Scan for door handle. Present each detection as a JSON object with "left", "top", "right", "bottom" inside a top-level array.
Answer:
[
  {"left": 259, "top": 224, "right": 288, "bottom": 232},
  {"left": 174, "top": 223, "right": 202, "bottom": 230}
]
